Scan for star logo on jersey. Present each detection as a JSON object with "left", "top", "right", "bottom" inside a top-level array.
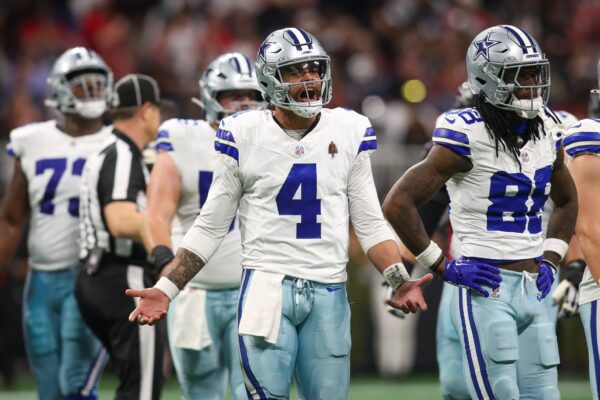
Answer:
[{"left": 473, "top": 33, "right": 501, "bottom": 61}]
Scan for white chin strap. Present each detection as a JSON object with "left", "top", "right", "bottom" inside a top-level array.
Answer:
[
  {"left": 74, "top": 99, "right": 107, "bottom": 119},
  {"left": 511, "top": 96, "right": 543, "bottom": 119}
]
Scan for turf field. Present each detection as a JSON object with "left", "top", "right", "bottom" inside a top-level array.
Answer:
[{"left": 0, "top": 373, "right": 592, "bottom": 399}]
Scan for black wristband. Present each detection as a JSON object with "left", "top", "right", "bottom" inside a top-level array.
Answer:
[{"left": 150, "top": 245, "right": 175, "bottom": 270}]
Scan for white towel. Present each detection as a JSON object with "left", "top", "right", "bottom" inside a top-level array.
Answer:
[
  {"left": 238, "top": 270, "right": 285, "bottom": 344},
  {"left": 171, "top": 287, "right": 212, "bottom": 351}
]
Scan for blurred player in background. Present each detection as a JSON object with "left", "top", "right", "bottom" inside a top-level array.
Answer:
[
  {"left": 0, "top": 47, "right": 111, "bottom": 400},
  {"left": 143, "top": 52, "right": 264, "bottom": 400},
  {"left": 384, "top": 25, "right": 577, "bottom": 398}
]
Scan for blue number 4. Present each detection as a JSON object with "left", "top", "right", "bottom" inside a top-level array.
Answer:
[
  {"left": 276, "top": 164, "right": 321, "bottom": 239},
  {"left": 486, "top": 166, "right": 552, "bottom": 234},
  {"left": 35, "top": 158, "right": 85, "bottom": 217}
]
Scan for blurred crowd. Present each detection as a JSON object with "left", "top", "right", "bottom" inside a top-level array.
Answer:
[
  {"left": 0, "top": 0, "right": 597, "bottom": 386},
  {"left": 0, "top": 0, "right": 599, "bottom": 147}
]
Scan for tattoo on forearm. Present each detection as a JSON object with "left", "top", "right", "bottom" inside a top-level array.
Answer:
[{"left": 166, "top": 248, "right": 205, "bottom": 289}]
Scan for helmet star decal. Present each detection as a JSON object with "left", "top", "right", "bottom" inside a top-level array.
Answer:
[
  {"left": 258, "top": 41, "right": 274, "bottom": 61},
  {"left": 473, "top": 33, "right": 501, "bottom": 61}
]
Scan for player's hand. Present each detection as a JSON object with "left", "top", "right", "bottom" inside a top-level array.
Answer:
[
  {"left": 552, "top": 259, "right": 586, "bottom": 318},
  {"left": 382, "top": 282, "right": 405, "bottom": 318},
  {"left": 385, "top": 273, "right": 433, "bottom": 314},
  {"left": 442, "top": 258, "right": 501, "bottom": 297},
  {"left": 536, "top": 260, "right": 557, "bottom": 301},
  {"left": 126, "top": 287, "right": 169, "bottom": 325}
]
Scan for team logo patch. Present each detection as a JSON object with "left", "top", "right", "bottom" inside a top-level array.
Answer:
[{"left": 491, "top": 288, "right": 500, "bottom": 298}]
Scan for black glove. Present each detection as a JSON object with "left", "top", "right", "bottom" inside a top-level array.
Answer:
[{"left": 552, "top": 259, "right": 586, "bottom": 318}]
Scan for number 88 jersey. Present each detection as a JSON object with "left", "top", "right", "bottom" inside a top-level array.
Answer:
[
  {"left": 7, "top": 121, "right": 111, "bottom": 271},
  {"left": 432, "top": 108, "right": 561, "bottom": 260}
]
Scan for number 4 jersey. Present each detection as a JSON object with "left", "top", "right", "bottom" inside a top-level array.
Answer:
[
  {"left": 432, "top": 108, "right": 562, "bottom": 260},
  {"left": 180, "top": 108, "right": 394, "bottom": 284},
  {"left": 7, "top": 120, "right": 112, "bottom": 271}
]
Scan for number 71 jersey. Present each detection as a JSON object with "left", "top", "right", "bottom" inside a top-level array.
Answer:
[
  {"left": 7, "top": 121, "right": 112, "bottom": 271},
  {"left": 215, "top": 108, "right": 377, "bottom": 283},
  {"left": 432, "top": 108, "right": 561, "bottom": 260}
]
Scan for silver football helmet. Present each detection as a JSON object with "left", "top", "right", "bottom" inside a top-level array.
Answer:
[
  {"left": 466, "top": 25, "right": 550, "bottom": 119},
  {"left": 255, "top": 27, "right": 332, "bottom": 118},
  {"left": 196, "top": 52, "right": 265, "bottom": 125},
  {"left": 45, "top": 47, "right": 113, "bottom": 118}
]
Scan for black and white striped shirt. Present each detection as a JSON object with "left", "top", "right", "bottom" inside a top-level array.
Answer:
[{"left": 79, "top": 129, "right": 149, "bottom": 265}]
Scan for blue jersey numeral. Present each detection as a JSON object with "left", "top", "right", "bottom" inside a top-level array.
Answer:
[
  {"left": 35, "top": 157, "right": 85, "bottom": 217},
  {"left": 198, "top": 170, "right": 234, "bottom": 232},
  {"left": 276, "top": 164, "right": 321, "bottom": 239},
  {"left": 486, "top": 166, "right": 552, "bottom": 234}
]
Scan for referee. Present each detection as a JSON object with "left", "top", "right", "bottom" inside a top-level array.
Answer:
[{"left": 76, "top": 74, "right": 167, "bottom": 400}]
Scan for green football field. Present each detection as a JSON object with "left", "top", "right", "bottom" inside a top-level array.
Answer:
[{"left": 0, "top": 373, "right": 592, "bottom": 399}]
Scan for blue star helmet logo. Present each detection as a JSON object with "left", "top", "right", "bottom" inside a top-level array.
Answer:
[
  {"left": 473, "top": 33, "right": 501, "bottom": 61},
  {"left": 258, "top": 41, "right": 274, "bottom": 61}
]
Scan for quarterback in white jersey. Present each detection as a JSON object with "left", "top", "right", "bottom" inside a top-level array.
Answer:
[
  {"left": 563, "top": 112, "right": 600, "bottom": 399},
  {"left": 384, "top": 25, "right": 577, "bottom": 399},
  {"left": 129, "top": 27, "right": 430, "bottom": 399},
  {"left": 0, "top": 47, "right": 111, "bottom": 400},
  {"left": 143, "top": 52, "right": 264, "bottom": 400}
]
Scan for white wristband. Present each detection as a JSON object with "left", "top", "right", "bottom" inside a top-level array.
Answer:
[
  {"left": 415, "top": 241, "right": 444, "bottom": 269},
  {"left": 154, "top": 277, "right": 180, "bottom": 301},
  {"left": 542, "top": 238, "right": 569, "bottom": 261},
  {"left": 383, "top": 263, "right": 410, "bottom": 291}
]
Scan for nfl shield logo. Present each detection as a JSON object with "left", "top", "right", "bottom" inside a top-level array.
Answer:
[
  {"left": 295, "top": 144, "right": 305, "bottom": 157},
  {"left": 520, "top": 151, "right": 529, "bottom": 163}
]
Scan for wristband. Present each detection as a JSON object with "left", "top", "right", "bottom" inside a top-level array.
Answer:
[
  {"left": 383, "top": 263, "right": 410, "bottom": 292},
  {"left": 150, "top": 245, "right": 175, "bottom": 269},
  {"left": 542, "top": 238, "right": 569, "bottom": 261},
  {"left": 415, "top": 241, "right": 444, "bottom": 269},
  {"left": 154, "top": 277, "right": 179, "bottom": 301},
  {"left": 542, "top": 258, "right": 558, "bottom": 274}
]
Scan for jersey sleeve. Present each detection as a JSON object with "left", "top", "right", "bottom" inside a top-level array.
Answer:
[
  {"left": 155, "top": 120, "right": 176, "bottom": 153},
  {"left": 179, "top": 156, "right": 242, "bottom": 263},
  {"left": 432, "top": 110, "right": 473, "bottom": 158},
  {"left": 7, "top": 128, "right": 26, "bottom": 158},
  {"left": 97, "top": 147, "right": 146, "bottom": 207},
  {"left": 348, "top": 155, "right": 395, "bottom": 253},
  {"left": 563, "top": 119, "right": 600, "bottom": 158}
]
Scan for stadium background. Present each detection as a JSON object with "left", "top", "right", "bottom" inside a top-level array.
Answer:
[{"left": 0, "top": 0, "right": 597, "bottom": 398}]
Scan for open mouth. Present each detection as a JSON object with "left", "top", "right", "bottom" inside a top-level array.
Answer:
[{"left": 298, "top": 87, "right": 320, "bottom": 103}]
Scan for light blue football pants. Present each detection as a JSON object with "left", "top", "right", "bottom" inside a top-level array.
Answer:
[
  {"left": 579, "top": 300, "right": 600, "bottom": 400},
  {"left": 450, "top": 269, "right": 560, "bottom": 400},
  {"left": 23, "top": 265, "right": 106, "bottom": 400},
  {"left": 438, "top": 276, "right": 558, "bottom": 399},
  {"left": 167, "top": 287, "right": 245, "bottom": 400},
  {"left": 238, "top": 269, "right": 351, "bottom": 400}
]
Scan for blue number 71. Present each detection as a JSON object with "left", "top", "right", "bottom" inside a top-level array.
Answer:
[{"left": 35, "top": 157, "right": 85, "bottom": 217}]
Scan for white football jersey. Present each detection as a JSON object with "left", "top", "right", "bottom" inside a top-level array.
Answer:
[
  {"left": 563, "top": 118, "right": 600, "bottom": 304},
  {"left": 180, "top": 108, "right": 392, "bottom": 283},
  {"left": 432, "top": 108, "right": 562, "bottom": 260},
  {"left": 156, "top": 118, "right": 243, "bottom": 289},
  {"left": 7, "top": 120, "right": 112, "bottom": 271}
]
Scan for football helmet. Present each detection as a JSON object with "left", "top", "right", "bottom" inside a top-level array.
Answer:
[
  {"left": 255, "top": 27, "right": 332, "bottom": 118},
  {"left": 196, "top": 52, "right": 265, "bottom": 125},
  {"left": 466, "top": 25, "right": 550, "bottom": 119},
  {"left": 46, "top": 47, "right": 113, "bottom": 118}
]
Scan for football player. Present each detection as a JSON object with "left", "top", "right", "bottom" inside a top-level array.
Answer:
[
  {"left": 128, "top": 27, "right": 432, "bottom": 399},
  {"left": 143, "top": 52, "right": 264, "bottom": 400},
  {"left": 383, "top": 25, "right": 577, "bottom": 399},
  {"left": 0, "top": 47, "right": 111, "bottom": 400},
  {"left": 561, "top": 58, "right": 600, "bottom": 399}
]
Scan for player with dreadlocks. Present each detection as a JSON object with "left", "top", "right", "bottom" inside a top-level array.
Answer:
[{"left": 384, "top": 25, "right": 577, "bottom": 398}]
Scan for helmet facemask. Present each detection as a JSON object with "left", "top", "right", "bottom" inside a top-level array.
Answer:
[
  {"left": 487, "top": 61, "right": 550, "bottom": 119},
  {"left": 64, "top": 70, "right": 111, "bottom": 118}
]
